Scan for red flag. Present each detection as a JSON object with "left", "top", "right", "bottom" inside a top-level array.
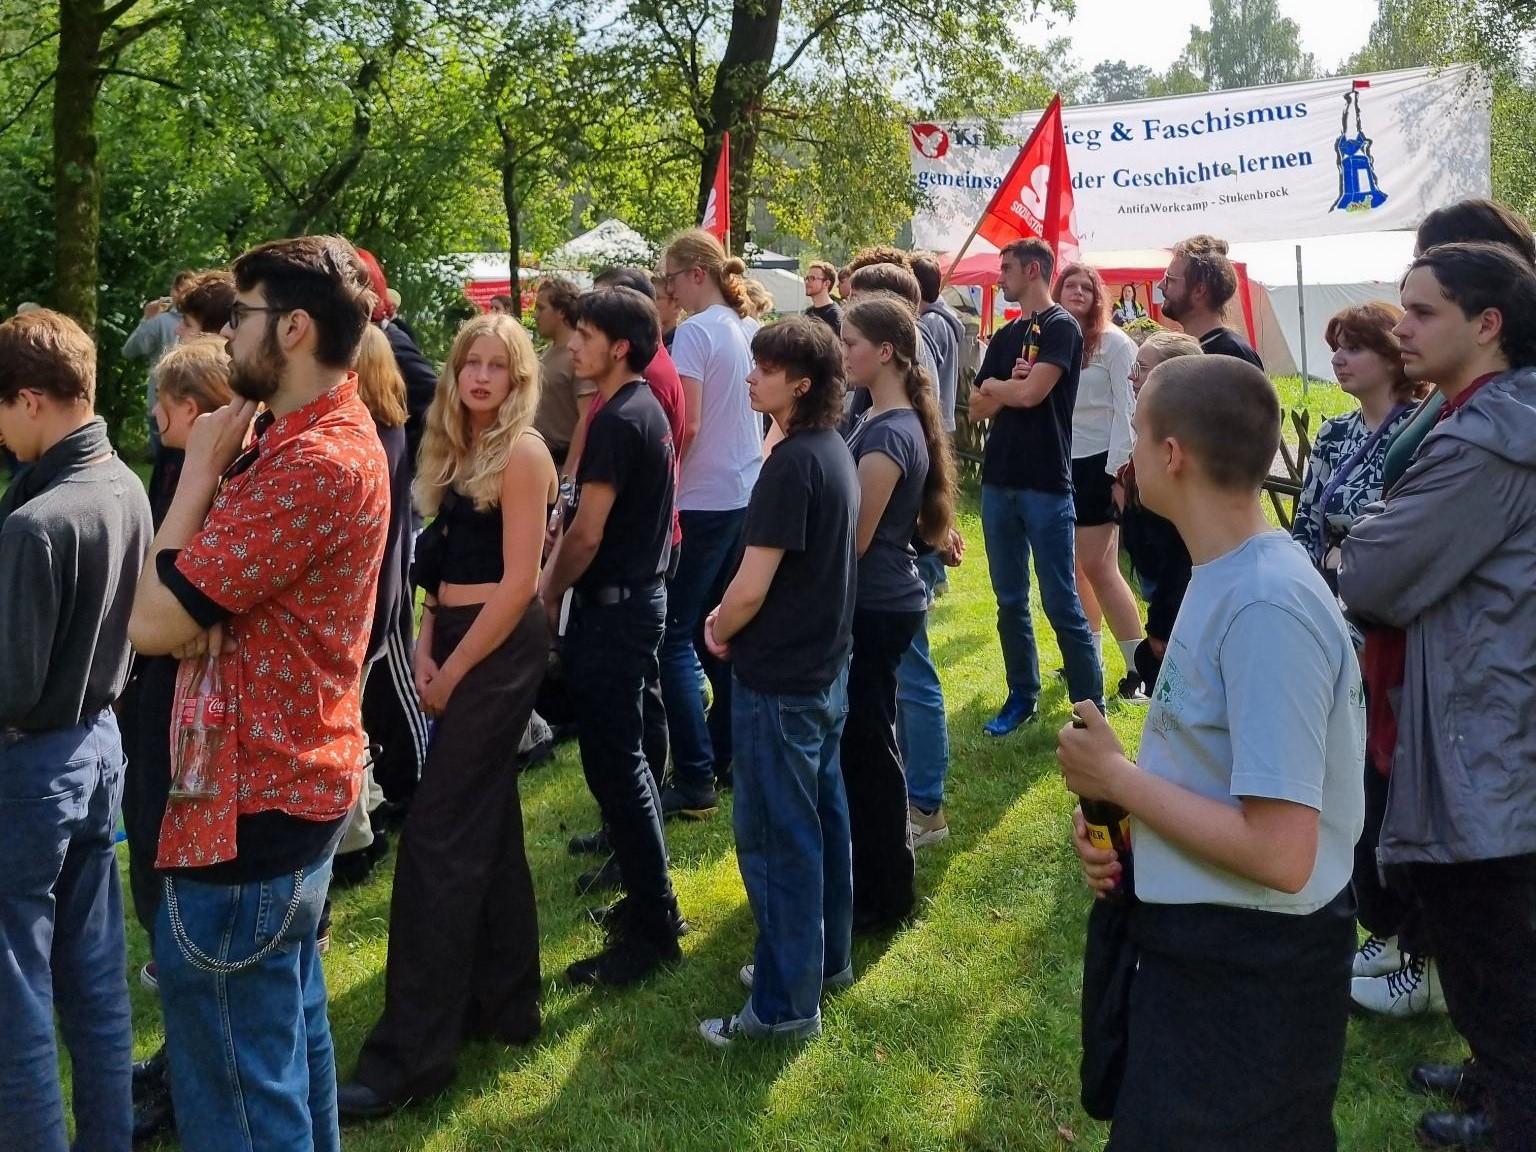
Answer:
[
  {"left": 701, "top": 133, "right": 731, "bottom": 246},
  {"left": 975, "top": 95, "right": 1080, "bottom": 264}
]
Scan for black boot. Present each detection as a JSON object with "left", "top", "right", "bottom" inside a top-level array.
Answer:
[{"left": 1416, "top": 1109, "right": 1494, "bottom": 1149}]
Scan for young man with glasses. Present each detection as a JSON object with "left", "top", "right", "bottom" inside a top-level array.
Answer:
[
  {"left": 803, "top": 261, "right": 843, "bottom": 334},
  {"left": 127, "top": 236, "right": 389, "bottom": 1150},
  {"left": 1159, "top": 235, "right": 1263, "bottom": 368}
]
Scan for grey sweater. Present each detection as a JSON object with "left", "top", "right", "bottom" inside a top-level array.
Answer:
[{"left": 0, "top": 419, "right": 151, "bottom": 731}]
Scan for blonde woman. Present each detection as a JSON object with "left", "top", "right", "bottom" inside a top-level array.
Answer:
[
  {"left": 340, "top": 314, "right": 558, "bottom": 1121},
  {"left": 1117, "top": 330, "right": 1202, "bottom": 690},
  {"left": 655, "top": 228, "right": 763, "bottom": 817}
]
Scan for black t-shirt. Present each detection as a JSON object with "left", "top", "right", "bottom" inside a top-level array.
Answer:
[
  {"left": 575, "top": 379, "right": 675, "bottom": 591},
  {"left": 1198, "top": 326, "right": 1264, "bottom": 369},
  {"left": 805, "top": 302, "right": 843, "bottom": 335},
  {"left": 732, "top": 428, "right": 859, "bottom": 694},
  {"left": 976, "top": 305, "right": 1083, "bottom": 492}
]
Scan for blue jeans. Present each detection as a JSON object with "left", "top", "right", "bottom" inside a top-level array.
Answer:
[
  {"left": 897, "top": 553, "right": 950, "bottom": 811},
  {"left": 980, "top": 484, "right": 1104, "bottom": 711},
  {"left": 0, "top": 711, "right": 132, "bottom": 1152},
  {"left": 732, "top": 668, "right": 852, "bottom": 1038},
  {"left": 661, "top": 508, "right": 746, "bottom": 789},
  {"left": 155, "top": 851, "right": 338, "bottom": 1152}
]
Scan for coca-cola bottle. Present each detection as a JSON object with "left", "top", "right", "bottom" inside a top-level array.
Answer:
[{"left": 170, "top": 652, "right": 228, "bottom": 801}]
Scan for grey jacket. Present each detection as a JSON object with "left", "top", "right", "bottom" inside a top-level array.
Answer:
[
  {"left": 920, "top": 301, "right": 966, "bottom": 433},
  {"left": 1338, "top": 367, "right": 1536, "bottom": 866}
]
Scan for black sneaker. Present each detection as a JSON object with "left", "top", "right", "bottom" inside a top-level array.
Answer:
[
  {"left": 714, "top": 760, "right": 734, "bottom": 792},
  {"left": 132, "top": 1046, "right": 169, "bottom": 1093},
  {"left": 566, "top": 905, "right": 683, "bottom": 987},
  {"left": 1115, "top": 673, "right": 1149, "bottom": 703},
  {"left": 132, "top": 1081, "right": 176, "bottom": 1144},
  {"left": 575, "top": 855, "right": 623, "bottom": 897},
  {"left": 660, "top": 781, "right": 719, "bottom": 821},
  {"left": 567, "top": 827, "right": 610, "bottom": 856}
]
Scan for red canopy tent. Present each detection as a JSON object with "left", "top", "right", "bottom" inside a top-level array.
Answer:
[{"left": 939, "top": 247, "right": 1257, "bottom": 346}]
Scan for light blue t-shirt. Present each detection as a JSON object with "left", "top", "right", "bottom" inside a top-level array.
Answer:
[{"left": 1135, "top": 531, "right": 1365, "bottom": 913}]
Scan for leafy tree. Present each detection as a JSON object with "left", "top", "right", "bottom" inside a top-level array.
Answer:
[
  {"left": 1159, "top": 0, "right": 1318, "bottom": 93},
  {"left": 1083, "top": 59, "right": 1155, "bottom": 104}
]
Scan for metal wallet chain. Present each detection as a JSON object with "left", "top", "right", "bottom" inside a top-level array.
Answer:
[{"left": 163, "top": 869, "right": 308, "bottom": 975}]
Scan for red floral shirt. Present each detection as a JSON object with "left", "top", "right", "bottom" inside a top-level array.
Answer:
[{"left": 156, "top": 377, "right": 390, "bottom": 869}]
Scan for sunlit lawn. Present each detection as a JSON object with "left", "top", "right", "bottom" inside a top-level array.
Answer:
[{"left": 119, "top": 421, "right": 1462, "bottom": 1149}]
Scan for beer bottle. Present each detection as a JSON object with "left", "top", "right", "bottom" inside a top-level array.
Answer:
[{"left": 1073, "top": 716, "right": 1132, "bottom": 897}]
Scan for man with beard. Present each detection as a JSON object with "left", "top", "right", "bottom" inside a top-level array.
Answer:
[
  {"left": 127, "top": 236, "right": 389, "bottom": 1151},
  {"left": 1159, "top": 235, "right": 1263, "bottom": 368}
]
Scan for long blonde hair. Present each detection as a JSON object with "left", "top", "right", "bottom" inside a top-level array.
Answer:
[
  {"left": 413, "top": 314, "right": 541, "bottom": 515},
  {"left": 355, "top": 325, "right": 407, "bottom": 428},
  {"left": 664, "top": 228, "right": 750, "bottom": 317}
]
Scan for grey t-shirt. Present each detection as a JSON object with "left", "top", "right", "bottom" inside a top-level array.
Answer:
[
  {"left": 845, "top": 407, "right": 928, "bottom": 613},
  {"left": 1135, "top": 531, "right": 1365, "bottom": 913}
]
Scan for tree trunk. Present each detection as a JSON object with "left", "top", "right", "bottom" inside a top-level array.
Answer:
[
  {"left": 695, "top": 0, "right": 783, "bottom": 250},
  {"left": 500, "top": 157, "right": 523, "bottom": 319},
  {"left": 54, "top": 0, "right": 105, "bottom": 332}
]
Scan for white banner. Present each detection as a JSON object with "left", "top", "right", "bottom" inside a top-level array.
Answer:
[{"left": 911, "top": 66, "right": 1490, "bottom": 252}]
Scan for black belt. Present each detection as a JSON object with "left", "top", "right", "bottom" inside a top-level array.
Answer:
[{"left": 571, "top": 577, "right": 662, "bottom": 609}]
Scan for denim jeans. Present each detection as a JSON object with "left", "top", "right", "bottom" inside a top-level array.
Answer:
[
  {"left": 0, "top": 711, "right": 132, "bottom": 1152},
  {"left": 661, "top": 508, "right": 746, "bottom": 789},
  {"left": 732, "top": 667, "right": 852, "bottom": 1038},
  {"left": 980, "top": 484, "right": 1104, "bottom": 711},
  {"left": 897, "top": 553, "right": 951, "bottom": 811},
  {"left": 565, "top": 581, "right": 680, "bottom": 932},
  {"left": 155, "top": 852, "right": 338, "bottom": 1152}
]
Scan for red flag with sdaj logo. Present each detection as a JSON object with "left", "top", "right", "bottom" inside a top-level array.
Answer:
[
  {"left": 975, "top": 95, "right": 1080, "bottom": 264},
  {"left": 701, "top": 133, "right": 731, "bottom": 245}
]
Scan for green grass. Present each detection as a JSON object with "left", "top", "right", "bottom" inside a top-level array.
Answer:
[{"left": 119, "top": 488, "right": 1460, "bottom": 1152}]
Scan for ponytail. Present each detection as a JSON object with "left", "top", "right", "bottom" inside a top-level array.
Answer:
[
  {"left": 846, "top": 294, "right": 956, "bottom": 547},
  {"left": 665, "top": 228, "right": 750, "bottom": 317},
  {"left": 902, "top": 359, "right": 957, "bottom": 547}
]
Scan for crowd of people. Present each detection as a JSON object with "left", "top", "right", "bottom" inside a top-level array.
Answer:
[{"left": 0, "top": 195, "right": 1531, "bottom": 1152}]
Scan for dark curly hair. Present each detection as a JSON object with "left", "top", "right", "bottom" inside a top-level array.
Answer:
[
  {"left": 849, "top": 244, "right": 912, "bottom": 273},
  {"left": 750, "top": 316, "right": 846, "bottom": 434},
  {"left": 173, "top": 269, "right": 236, "bottom": 335},
  {"left": 537, "top": 276, "right": 582, "bottom": 326}
]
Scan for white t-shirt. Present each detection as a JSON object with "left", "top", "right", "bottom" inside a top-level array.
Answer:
[
  {"left": 671, "top": 304, "right": 763, "bottom": 511},
  {"left": 1071, "top": 324, "right": 1136, "bottom": 473},
  {"left": 1134, "top": 531, "right": 1365, "bottom": 914}
]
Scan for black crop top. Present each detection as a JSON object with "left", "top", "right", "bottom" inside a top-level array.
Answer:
[{"left": 411, "top": 489, "right": 502, "bottom": 593}]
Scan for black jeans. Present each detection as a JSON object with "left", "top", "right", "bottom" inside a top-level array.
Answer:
[
  {"left": 1409, "top": 855, "right": 1536, "bottom": 1152},
  {"left": 1108, "top": 889, "right": 1355, "bottom": 1152},
  {"left": 355, "top": 602, "right": 547, "bottom": 1099},
  {"left": 565, "top": 581, "right": 678, "bottom": 932},
  {"left": 1353, "top": 760, "right": 1422, "bottom": 950},
  {"left": 842, "top": 608, "right": 924, "bottom": 927}
]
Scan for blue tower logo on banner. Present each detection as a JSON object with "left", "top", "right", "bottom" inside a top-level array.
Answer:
[{"left": 1332, "top": 83, "right": 1388, "bottom": 212}]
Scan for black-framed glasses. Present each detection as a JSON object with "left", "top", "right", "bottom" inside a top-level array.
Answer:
[{"left": 228, "top": 302, "right": 287, "bottom": 331}]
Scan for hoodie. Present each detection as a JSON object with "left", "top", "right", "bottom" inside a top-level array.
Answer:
[
  {"left": 919, "top": 300, "right": 968, "bottom": 433},
  {"left": 1339, "top": 366, "right": 1536, "bottom": 866}
]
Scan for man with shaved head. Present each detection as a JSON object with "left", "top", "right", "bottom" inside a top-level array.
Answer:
[{"left": 1059, "top": 355, "right": 1365, "bottom": 1150}]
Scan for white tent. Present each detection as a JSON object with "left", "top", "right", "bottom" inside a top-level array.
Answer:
[
  {"left": 747, "top": 267, "right": 806, "bottom": 316},
  {"left": 1231, "top": 232, "right": 1417, "bottom": 381},
  {"left": 546, "top": 219, "right": 655, "bottom": 269}
]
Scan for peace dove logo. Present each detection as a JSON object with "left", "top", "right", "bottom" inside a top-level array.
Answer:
[{"left": 911, "top": 123, "right": 949, "bottom": 159}]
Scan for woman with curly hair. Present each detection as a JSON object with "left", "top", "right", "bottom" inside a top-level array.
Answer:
[{"left": 339, "top": 313, "right": 558, "bottom": 1120}]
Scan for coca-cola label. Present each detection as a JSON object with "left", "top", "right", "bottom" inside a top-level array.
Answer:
[
  {"left": 204, "top": 694, "right": 230, "bottom": 727},
  {"left": 180, "top": 694, "right": 230, "bottom": 729}
]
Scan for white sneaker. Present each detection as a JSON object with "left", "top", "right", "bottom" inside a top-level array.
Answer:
[
  {"left": 1351, "top": 955, "right": 1447, "bottom": 1018},
  {"left": 1352, "top": 933, "right": 1403, "bottom": 978}
]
